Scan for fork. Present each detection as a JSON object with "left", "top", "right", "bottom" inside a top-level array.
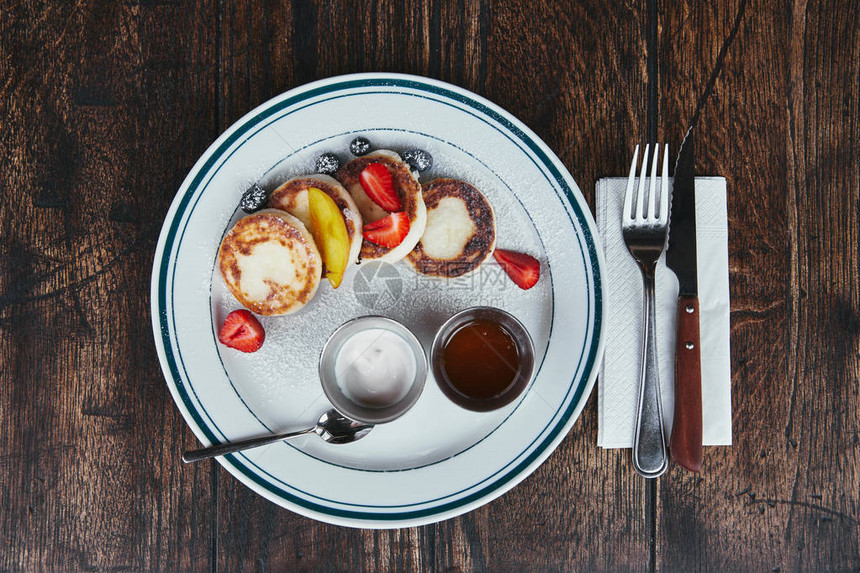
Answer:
[{"left": 622, "top": 143, "right": 670, "bottom": 478}]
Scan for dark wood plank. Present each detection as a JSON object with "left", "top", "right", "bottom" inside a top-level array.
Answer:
[
  {"left": 657, "top": 0, "right": 860, "bottom": 570},
  {"left": 213, "top": 1, "right": 652, "bottom": 571},
  {"left": 4, "top": 0, "right": 855, "bottom": 570},
  {"left": 0, "top": 1, "right": 219, "bottom": 569}
]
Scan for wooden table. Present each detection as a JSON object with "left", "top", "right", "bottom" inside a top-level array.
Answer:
[{"left": 2, "top": 1, "right": 858, "bottom": 570}]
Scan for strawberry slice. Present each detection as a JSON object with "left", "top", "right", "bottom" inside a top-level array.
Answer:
[
  {"left": 493, "top": 249, "right": 541, "bottom": 290},
  {"left": 218, "top": 309, "right": 265, "bottom": 353},
  {"left": 359, "top": 163, "right": 401, "bottom": 212},
  {"left": 363, "top": 211, "right": 411, "bottom": 247}
]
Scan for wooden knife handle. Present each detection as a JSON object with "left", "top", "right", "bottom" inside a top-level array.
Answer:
[{"left": 670, "top": 295, "right": 703, "bottom": 472}]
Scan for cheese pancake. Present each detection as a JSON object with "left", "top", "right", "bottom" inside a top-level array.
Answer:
[
  {"left": 336, "top": 150, "right": 427, "bottom": 264},
  {"left": 267, "top": 174, "right": 363, "bottom": 266},
  {"left": 406, "top": 178, "right": 496, "bottom": 278},
  {"left": 218, "top": 209, "right": 322, "bottom": 315}
]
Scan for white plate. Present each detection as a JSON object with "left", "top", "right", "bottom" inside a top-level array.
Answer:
[{"left": 150, "top": 73, "right": 605, "bottom": 528}]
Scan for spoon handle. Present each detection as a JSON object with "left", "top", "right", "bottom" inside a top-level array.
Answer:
[{"left": 182, "top": 427, "right": 315, "bottom": 463}]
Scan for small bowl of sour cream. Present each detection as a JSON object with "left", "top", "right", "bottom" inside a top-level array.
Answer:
[{"left": 319, "top": 316, "right": 428, "bottom": 425}]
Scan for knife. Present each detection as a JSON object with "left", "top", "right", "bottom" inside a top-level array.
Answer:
[{"left": 665, "top": 129, "right": 703, "bottom": 472}]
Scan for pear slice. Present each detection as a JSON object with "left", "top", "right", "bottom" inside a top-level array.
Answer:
[{"left": 308, "top": 187, "right": 350, "bottom": 288}]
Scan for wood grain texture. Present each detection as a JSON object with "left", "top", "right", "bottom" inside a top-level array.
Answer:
[
  {"left": 0, "top": 0, "right": 219, "bottom": 570},
  {"left": 657, "top": 0, "right": 860, "bottom": 570},
  {"left": 1, "top": 0, "right": 857, "bottom": 571},
  {"left": 670, "top": 296, "right": 702, "bottom": 473}
]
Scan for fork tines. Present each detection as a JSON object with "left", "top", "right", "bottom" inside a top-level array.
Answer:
[{"left": 622, "top": 144, "right": 670, "bottom": 226}]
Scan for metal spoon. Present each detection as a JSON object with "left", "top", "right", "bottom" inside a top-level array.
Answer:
[{"left": 182, "top": 409, "right": 373, "bottom": 463}]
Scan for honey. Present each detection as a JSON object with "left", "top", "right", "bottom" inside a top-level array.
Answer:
[{"left": 440, "top": 319, "right": 522, "bottom": 409}]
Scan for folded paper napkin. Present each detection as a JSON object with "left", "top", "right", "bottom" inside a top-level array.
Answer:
[{"left": 596, "top": 177, "right": 732, "bottom": 448}]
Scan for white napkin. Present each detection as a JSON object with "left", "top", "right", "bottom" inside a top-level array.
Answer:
[{"left": 596, "top": 177, "right": 732, "bottom": 448}]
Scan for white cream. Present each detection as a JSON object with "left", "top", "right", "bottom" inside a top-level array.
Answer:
[{"left": 334, "top": 328, "right": 416, "bottom": 408}]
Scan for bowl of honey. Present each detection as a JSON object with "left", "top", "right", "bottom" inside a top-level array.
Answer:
[{"left": 430, "top": 307, "right": 535, "bottom": 412}]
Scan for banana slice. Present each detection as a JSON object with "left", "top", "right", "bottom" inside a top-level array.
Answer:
[
  {"left": 217, "top": 209, "right": 322, "bottom": 316},
  {"left": 267, "top": 174, "right": 363, "bottom": 266},
  {"left": 406, "top": 178, "right": 496, "bottom": 278},
  {"left": 336, "top": 150, "right": 427, "bottom": 264}
]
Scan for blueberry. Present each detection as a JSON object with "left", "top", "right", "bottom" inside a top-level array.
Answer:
[
  {"left": 349, "top": 137, "right": 371, "bottom": 156},
  {"left": 402, "top": 149, "right": 433, "bottom": 172},
  {"left": 240, "top": 183, "right": 268, "bottom": 213},
  {"left": 315, "top": 153, "right": 340, "bottom": 175}
]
